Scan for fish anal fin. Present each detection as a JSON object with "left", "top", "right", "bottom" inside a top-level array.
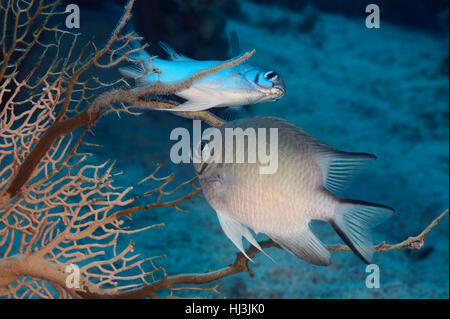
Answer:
[
  {"left": 270, "top": 226, "right": 331, "bottom": 266},
  {"left": 169, "top": 100, "right": 216, "bottom": 112}
]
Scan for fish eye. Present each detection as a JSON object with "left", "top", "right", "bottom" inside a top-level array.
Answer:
[
  {"left": 199, "top": 141, "right": 212, "bottom": 157},
  {"left": 264, "top": 71, "right": 278, "bottom": 81},
  {"left": 193, "top": 141, "right": 207, "bottom": 162}
]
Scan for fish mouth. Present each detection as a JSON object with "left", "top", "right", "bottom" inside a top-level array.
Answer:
[
  {"left": 270, "top": 76, "right": 285, "bottom": 100},
  {"left": 272, "top": 85, "right": 286, "bottom": 100}
]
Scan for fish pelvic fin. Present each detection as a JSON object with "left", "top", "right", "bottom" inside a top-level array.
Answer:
[
  {"left": 269, "top": 225, "right": 331, "bottom": 266},
  {"left": 330, "top": 199, "right": 394, "bottom": 264},
  {"left": 216, "top": 211, "right": 271, "bottom": 262},
  {"left": 113, "top": 31, "right": 149, "bottom": 62},
  {"left": 217, "top": 106, "right": 249, "bottom": 121}
]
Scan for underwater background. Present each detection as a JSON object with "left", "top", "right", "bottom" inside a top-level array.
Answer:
[{"left": 57, "top": 0, "right": 448, "bottom": 298}]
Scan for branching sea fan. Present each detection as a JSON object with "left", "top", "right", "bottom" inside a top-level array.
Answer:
[{"left": 0, "top": 0, "right": 446, "bottom": 299}]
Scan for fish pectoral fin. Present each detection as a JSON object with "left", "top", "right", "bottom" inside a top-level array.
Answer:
[
  {"left": 269, "top": 226, "right": 331, "bottom": 266},
  {"left": 216, "top": 212, "right": 269, "bottom": 262}
]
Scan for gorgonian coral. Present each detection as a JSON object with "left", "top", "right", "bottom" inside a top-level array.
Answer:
[{"left": 0, "top": 0, "right": 447, "bottom": 299}]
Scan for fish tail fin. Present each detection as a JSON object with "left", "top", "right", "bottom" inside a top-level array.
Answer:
[
  {"left": 118, "top": 63, "right": 146, "bottom": 80},
  {"left": 159, "top": 41, "right": 193, "bottom": 61},
  {"left": 330, "top": 199, "right": 394, "bottom": 264},
  {"left": 113, "top": 29, "right": 151, "bottom": 63},
  {"left": 115, "top": 29, "right": 156, "bottom": 84}
]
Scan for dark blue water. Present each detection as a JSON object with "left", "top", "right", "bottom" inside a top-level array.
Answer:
[{"left": 39, "top": 0, "right": 450, "bottom": 298}]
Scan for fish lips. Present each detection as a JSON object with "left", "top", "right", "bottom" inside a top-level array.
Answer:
[
  {"left": 270, "top": 76, "right": 285, "bottom": 100},
  {"left": 271, "top": 83, "right": 286, "bottom": 101}
]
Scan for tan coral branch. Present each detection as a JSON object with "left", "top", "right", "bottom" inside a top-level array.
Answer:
[{"left": 78, "top": 208, "right": 448, "bottom": 299}]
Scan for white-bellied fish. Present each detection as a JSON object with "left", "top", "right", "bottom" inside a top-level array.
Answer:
[
  {"left": 194, "top": 116, "right": 393, "bottom": 266},
  {"left": 118, "top": 33, "right": 285, "bottom": 112}
]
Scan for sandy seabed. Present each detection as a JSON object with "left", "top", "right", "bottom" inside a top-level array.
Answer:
[{"left": 87, "top": 1, "right": 449, "bottom": 298}]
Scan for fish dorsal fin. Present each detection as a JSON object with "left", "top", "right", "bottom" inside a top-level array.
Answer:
[
  {"left": 229, "top": 30, "right": 240, "bottom": 57},
  {"left": 296, "top": 129, "right": 376, "bottom": 194},
  {"left": 158, "top": 41, "right": 194, "bottom": 61},
  {"left": 316, "top": 150, "right": 376, "bottom": 194},
  {"left": 216, "top": 211, "right": 270, "bottom": 262},
  {"left": 229, "top": 30, "right": 244, "bottom": 73},
  {"left": 269, "top": 225, "right": 331, "bottom": 266}
]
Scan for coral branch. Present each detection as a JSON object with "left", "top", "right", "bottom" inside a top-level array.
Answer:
[
  {"left": 171, "top": 111, "right": 227, "bottom": 127},
  {"left": 1, "top": 15, "right": 252, "bottom": 201},
  {"left": 328, "top": 208, "right": 449, "bottom": 252},
  {"left": 1, "top": 0, "right": 446, "bottom": 300},
  {"left": 0, "top": 162, "right": 202, "bottom": 298},
  {"left": 77, "top": 209, "right": 448, "bottom": 299},
  {"left": 0, "top": 0, "right": 228, "bottom": 299}
]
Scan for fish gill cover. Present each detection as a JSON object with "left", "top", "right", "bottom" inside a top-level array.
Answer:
[{"left": 0, "top": 0, "right": 448, "bottom": 299}]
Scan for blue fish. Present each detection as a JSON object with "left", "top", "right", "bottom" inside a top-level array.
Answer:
[{"left": 118, "top": 33, "right": 285, "bottom": 112}]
